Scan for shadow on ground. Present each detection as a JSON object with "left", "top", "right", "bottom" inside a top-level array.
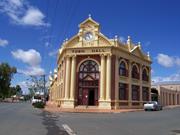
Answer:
[{"left": 39, "top": 111, "right": 68, "bottom": 135}]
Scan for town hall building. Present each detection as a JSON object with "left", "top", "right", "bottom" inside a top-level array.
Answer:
[{"left": 49, "top": 16, "right": 152, "bottom": 109}]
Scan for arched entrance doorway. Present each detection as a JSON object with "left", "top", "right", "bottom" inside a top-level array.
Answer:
[
  {"left": 77, "top": 60, "right": 99, "bottom": 106},
  {"left": 151, "top": 88, "right": 159, "bottom": 101}
]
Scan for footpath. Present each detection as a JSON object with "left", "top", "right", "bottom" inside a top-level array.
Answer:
[
  {"left": 45, "top": 102, "right": 180, "bottom": 113},
  {"left": 45, "top": 102, "right": 143, "bottom": 113}
]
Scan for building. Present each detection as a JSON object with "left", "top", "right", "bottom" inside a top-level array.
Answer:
[
  {"left": 49, "top": 16, "right": 152, "bottom": 109},
  {"left": 152, "top": 82, "right": 180, "bottom": 106}
]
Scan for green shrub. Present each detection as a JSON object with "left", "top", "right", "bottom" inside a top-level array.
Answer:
[{"left": 33, "top": 102, "right": 45, "bottom": 108}]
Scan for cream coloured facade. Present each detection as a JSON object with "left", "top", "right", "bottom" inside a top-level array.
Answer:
[
  {"left": 49, "top": 16, "right": 152, "bottom": 109},
  {"left": 152, "top": 83, "right": 180, "bottom": 106}
]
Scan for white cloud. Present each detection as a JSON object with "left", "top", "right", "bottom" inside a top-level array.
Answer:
[
  {"left": 157, "top": 53, "right": 180, "bottom": 68},
  {"left": 12, "top": 49, "right": 45, "bottom": 76},
  {"left": 11, "top": 49, "right": 41, "bottom": 66},
  {"left": 152, "top": 72, "right": 180, "bottom": 83},
  {"left": 18, "top": 66, "right": 45, "bottom": 76},
  {"left": 48, "top": 50, "right": 58, "bottom": 57},
  {"left": 157, "top": 53, "right": 175, "bottom": 67},
  {"left": 175, "top": 57, "right": 180, "bottom": 66},
  {"left": 21, "top": 8, "right": 46, "bottom": 26},
  {"left": 10, "top": 0, "right": 23, "bottom": 7},
  {"left": 0, "top": 38, "right": 8, "bottom": 47},
  {"left": 0, "top": 0, "right": 48, "bottom": 26}
]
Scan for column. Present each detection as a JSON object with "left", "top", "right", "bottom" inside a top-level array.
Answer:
[
  {"left": 100, "top": 55, "right": 106, "bottom": 100},
  {"left": 106, "top": 54, "right": 111, "bottom": 101},
  {"left": 171, "top": 93, "right": 173, "bottom": 105},
  {"left": 114, "top": 56, "right": 119, "bottom": 109},
  {"left": 148, "top": 67, "right": 152, "bottom": 101},
  {"left": 128, "top": 61, "right": 132, "bottom": 107},
  {"left": 164, "top": 92, "right": 167, "bottom": 106},
  {"left": 167, "top": 92, "right": 169, "bottom": 105},
  {"left": 171, "top": 93, "right": 174, "bottom": 105},
  {"left": 139, "top": 65, "right": 143, "bottom": 106},
  {"left": 65, "top": 56, "right": 71, "bottom": 99},
  {"left": 175, "top": 92, "right": 177, "bottom": 105},
  {"left": 70, "top": 56, "right": 76, "bottom": 100}
]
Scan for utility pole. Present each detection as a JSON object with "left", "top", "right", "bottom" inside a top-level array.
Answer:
[{"left": 42, "top": 74, "right": 46, "bottom": 98}]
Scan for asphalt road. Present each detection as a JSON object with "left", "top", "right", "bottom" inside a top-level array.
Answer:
[
  {"left": 0, "top": 102, "right": 180, "bottom": 135},
  {"left": 55, "top": 107, "right": 180, "bottom": 135},
  {"left": 0, "top": 102, "right": 68, "bottom": 135}
]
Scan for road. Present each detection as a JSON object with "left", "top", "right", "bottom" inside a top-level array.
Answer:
[
  {"left": 55, "top": 107, "right": 180, "bottom": 135},
  {"left": 0, "top": 102, "right": 180, "bottom": 135},
  {"left": 0, "top": 102, "right": 68, "bottom": 135}
]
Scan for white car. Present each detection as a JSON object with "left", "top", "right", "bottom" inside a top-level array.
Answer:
[
  {"left": 31, "top": 96, "right": 43, "bottom": 105},
  {"left": 144, "top": 101, "right": 163, "bottom": 111}
]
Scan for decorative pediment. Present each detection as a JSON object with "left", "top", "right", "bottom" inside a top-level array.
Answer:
[
  {"left": 130, "top": 46, "right": 145, "bottom": 58},
  {"left": 79, "top": 15, "right": 99, "bottom": 30},
  {"left": 83, "top": 75, "right": 94, "bottom": 81}
]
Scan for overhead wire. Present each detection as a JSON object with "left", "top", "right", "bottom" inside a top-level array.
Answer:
[
  {"left": 63, "top": 0, "right": 80, "bottom": 39},
  {"left": 44, "top": 0, "right": 60, "bottom": 75}
]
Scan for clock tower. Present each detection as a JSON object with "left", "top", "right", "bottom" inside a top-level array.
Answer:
[{"left": 78, "top": 15, "right": 100, "bottom": 46}]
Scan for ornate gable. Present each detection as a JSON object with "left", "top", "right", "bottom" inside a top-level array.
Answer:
[
  {"left": 78, "top": 15, "right": 100, "bottom": 43},
  {"left": 64, "top": 15, "right": 113, "bottom": 48},
  {"left": 130, "top": 46, "right": 145, "bottom": 58}
]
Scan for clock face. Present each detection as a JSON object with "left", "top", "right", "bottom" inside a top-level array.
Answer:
[{"left": 84, "top": 32, "right": 93, "bottom": 41}]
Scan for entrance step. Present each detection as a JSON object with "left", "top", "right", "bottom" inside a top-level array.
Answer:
[{"left": 75, "top": 105, "right": 98, "bottom": 109}]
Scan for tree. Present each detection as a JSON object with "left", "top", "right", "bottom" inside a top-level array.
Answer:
[
  {"left": 15, "top": 85, "right": 22, "bottom": 96},
  {"left": 27, "top": 75, "right": 47, "bottom": 94},
  {"left": 0, "top": 63, "right": 17, "bottom": 99}
]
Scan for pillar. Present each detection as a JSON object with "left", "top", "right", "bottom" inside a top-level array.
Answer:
[
  {"left": 128, "top": 61, "right": 132, "bottom": 107},
  {"left": 175, "top": 92, "right": 177, "bottom": 105},
  {"left": 139, "top": 64, "right": 143, "bottom": 107},
  {"left": 148, "top": 67, "right": 152, "bottom": 101},
  {"left": 114, "top": 56, "right": 119, "bottom": 109},
  {"left": 164, "top": 92, "right": 166, "bottom": 106},
  {"left": 167, "top": 92, "right": 169, "bottom": 105},
  {"left": 106, "top": 54, "right": 111, "bottom": 101},
  {"left": 65, "top": 56, "right": 71, "bottom": 99},
  {"left": 70, "top": 56, "right": 76, "bottom": 100},
  {"left": 100, "top": 55, "right": 106, "bottom": 100}
]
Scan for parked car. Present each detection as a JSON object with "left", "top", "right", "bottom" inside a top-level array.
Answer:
[
  {"left": 144, "top": 101, "right": 163, "bottom": 111},
  {"left": 31, "top": 95, "right": 43, "bottom": 105}
]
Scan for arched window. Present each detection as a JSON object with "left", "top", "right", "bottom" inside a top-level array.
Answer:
[
  {"left": 78, "top": 60, "right": 99, "bottom": 105},
  {"left": 79, "top": 60, "right": 99, "bottom": 81},
  {"left": 132, "top": 65, "right": 139, "bottom": 79},
  {"left": 142, "top": 69, "right": 149, "bottom": 81},
  {"left": 119, "top": 61, "right": 127, "bottom": 76}
]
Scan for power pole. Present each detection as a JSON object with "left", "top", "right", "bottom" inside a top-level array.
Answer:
[{"left": 42, "top": 74, "right": 46, "bottom": 95}]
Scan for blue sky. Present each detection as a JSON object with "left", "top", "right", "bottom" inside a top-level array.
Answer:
[{"left": 0, "top": 0, "right": 180, "bottom": 92}]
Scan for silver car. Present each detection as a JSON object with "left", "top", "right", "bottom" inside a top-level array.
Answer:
[{"left": 144, "top": 101, "right": 163, "bottom": 111}]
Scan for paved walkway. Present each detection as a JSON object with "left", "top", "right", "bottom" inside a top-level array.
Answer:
[
  {"left": 45, "top": 102, "right": 180, "bottom": 113},
  {"left": 44, "top": 102, "right": 143, "bottom": 113}
]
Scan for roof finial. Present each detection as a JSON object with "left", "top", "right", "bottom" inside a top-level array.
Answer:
[
  {"left": 138, "top": 42, "right": 141, "bottom": 49},
  {"left": 147, "top": 51, "right": 150, "bottom": 57},
  {"left": 54, "top": 68, "right": 57, "bottom": 74},
  {"left": 88, "top": 14, "right": 91, "bottom": 19},
  {"left": 49, "top": 71, "right": 52, "bottom": 74},
  {"left": 127, "top": 36, "right": 131, "bottom": 45},
  {"left": 115, "top": 35, "right": 118, "bottom": 41}
]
